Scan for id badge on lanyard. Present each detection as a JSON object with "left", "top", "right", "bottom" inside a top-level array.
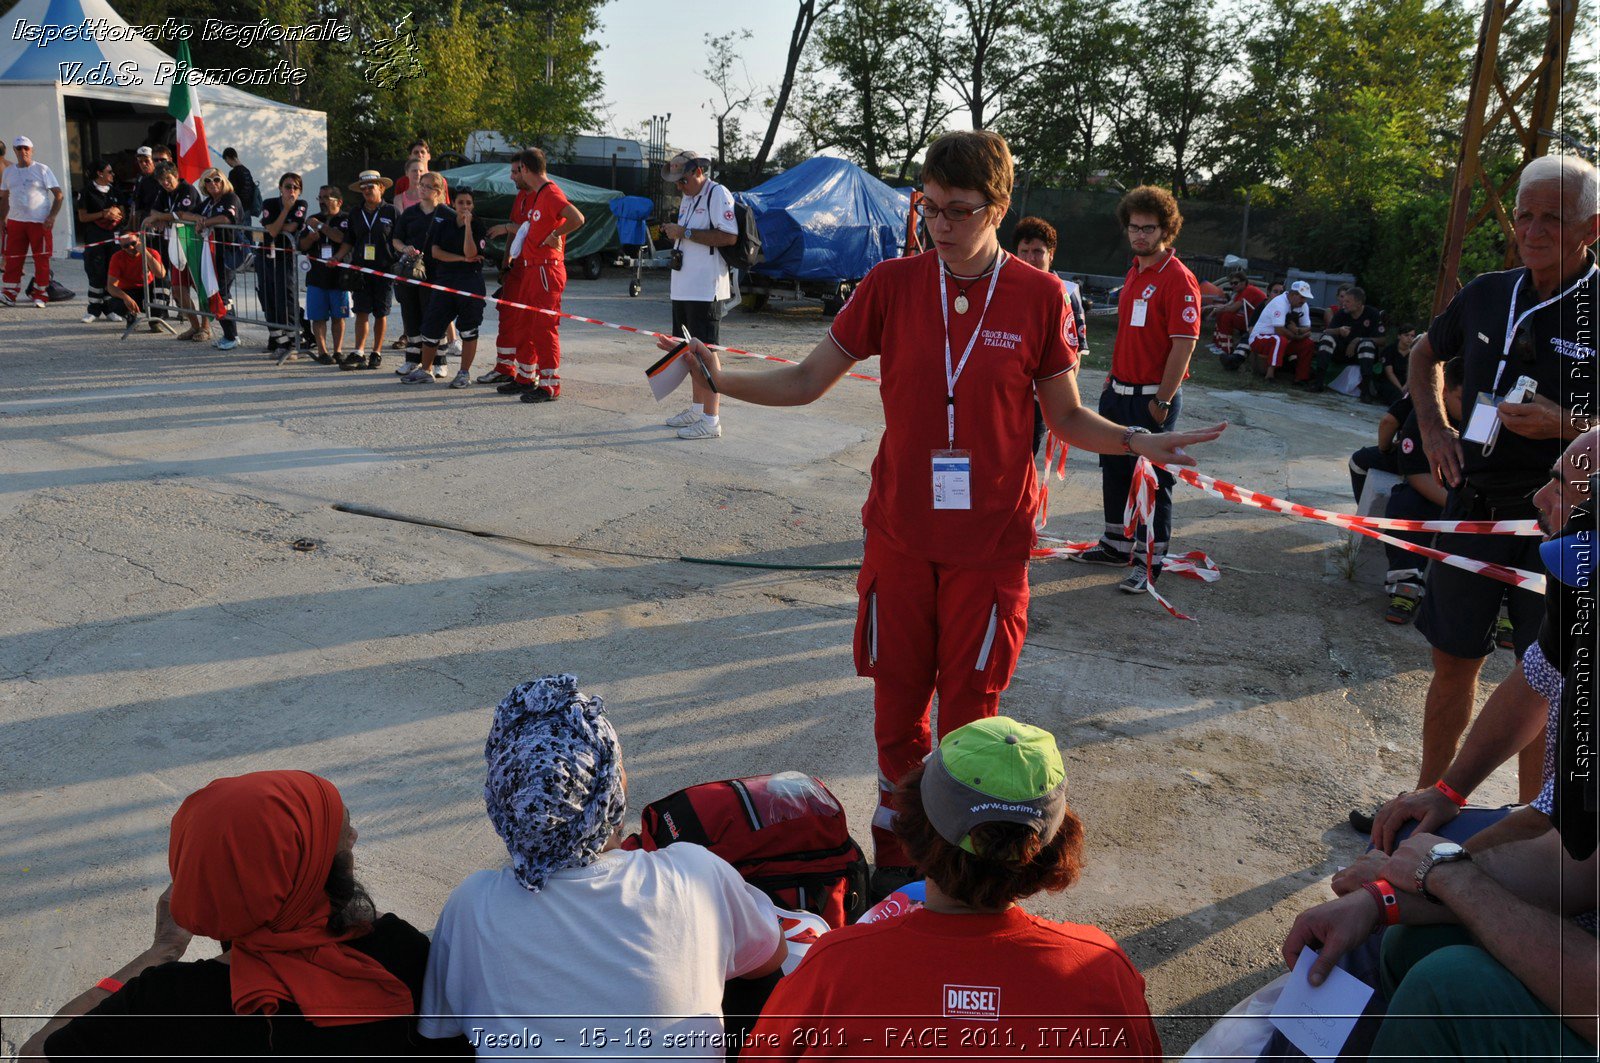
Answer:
[
  {"left": 933, "top": 254, "right": 1007, "bottom": 511},
  {"left": 932, "top": 450, "right": 973, "bottom": 510}
]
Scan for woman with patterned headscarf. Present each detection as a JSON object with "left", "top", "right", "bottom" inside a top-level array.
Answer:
[
  {"left": 21, "top": 770, "right": 467, "bottom": 1058},
  {"left": 420, "top": 674, "right": 787, "bottom": 1055}
]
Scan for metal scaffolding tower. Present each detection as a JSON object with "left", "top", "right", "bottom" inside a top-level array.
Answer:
[{"left": 1432, "top": 0, "right": 1580, "bottom": 315}]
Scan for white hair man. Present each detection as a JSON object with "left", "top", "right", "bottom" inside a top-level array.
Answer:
[{"left": 1359, "top": 153, "right": 1598, "bottom": 833}]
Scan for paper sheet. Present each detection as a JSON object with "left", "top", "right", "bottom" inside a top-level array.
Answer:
[
  {"left": 1269, "top": 948, "right": 1374, "bottom": 1063},
  {"left": 645, "top": 344, "right": 690, "bottom": 402}
]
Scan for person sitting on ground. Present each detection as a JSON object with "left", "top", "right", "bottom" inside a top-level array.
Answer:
[
  {"left": 1208, "top": 270, "right": 1267, "bottom": 368},
  {"left": 420, "top": 674, "right": 786, "bottom": 1056},
  {"left": 402, "top": 186, "right": 487, "bottom": 389},
  {"left": 1347, "top": 394, "right": 1413, "bottom": 504},
  {"left": 20, "top": 770, "right": 466, "bottom": 1059},
  {"left": 1246, "top": 280, "right": 1315, "bottom": 383},
  {"left": 300, "top": 185, "right": 351, "bottom": 366},
  {"left": 1283, "top": 442, "right": 1598, "bottom": 1059},
  {"left": 1380, "top": 356, "right": 1464, "bottom": 626},
  {"left": 747, "top": 716, "right": 1161, "bottom": 1060},
  {"left": 1313, "top": 285, "right": 1387, "bottom": 396},
  {"left": 1373, "top": 321, "right": 1416, "bottom": 405}
]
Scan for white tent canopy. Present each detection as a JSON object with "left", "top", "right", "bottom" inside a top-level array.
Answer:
[{"left": 0, "top": 0, "right": 327, "bottom": 252}]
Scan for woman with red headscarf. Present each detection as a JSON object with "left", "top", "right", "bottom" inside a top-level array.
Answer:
[{"left": 21, "top": 770, "right": 466, "bottom": 1058}]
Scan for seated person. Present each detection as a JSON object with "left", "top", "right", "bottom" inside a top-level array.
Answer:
[
  {"left": 1381, "top": 356, "right": 1463, "bottom": 625},
  {"left": 420, "top": 674, "right": 786, "bottom": 1056},
  {"left": 746, "top": 717, "right": 1161, "bottom": 1060},
  {"left": 1374, "top": 321, "right": 1417, "bottom": 406},
  {"left": 1348, "top": 394, "right": 1413, "bottom": 502},
  {"left": 22, "top": 770, "right": 464, "bottom": 1058},
  {"left": 1284, "top": 462, "right": 1598, "bottom": 1059},
  {"left": 1207, "top": 270, "right": 1267, "bottom": 366},
  {"left": 105, "top": 233, "right": 166, "bottom": 330},
  {"left": 1313, "top": 285, "right": 1386, "bottom": 394},
  {"left": 1246, "top": 280, "right": 1315, "bottom": 383}
]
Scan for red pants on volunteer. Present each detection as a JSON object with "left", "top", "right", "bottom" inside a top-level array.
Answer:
[
  {"left": 3, "top": 219, "right": 52, "bottom": 302},
  {"left": 494, "top": 254, "right": 565, "bottom": 395},
  {"left": 1250, "top": 333, "right": 1315, "bottom": 380},
  {"left": 1212, "top": 309, "right": 1249, "bottom": 350}
]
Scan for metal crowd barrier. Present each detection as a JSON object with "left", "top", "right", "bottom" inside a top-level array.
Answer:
[{"left": 137, "top": 222, "right": 302, "bottom": 339}]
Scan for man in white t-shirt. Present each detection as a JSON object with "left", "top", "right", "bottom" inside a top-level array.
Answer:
[
  {"left": 1247, "top": 279, "right": 1315, "bottom": 383},
  {"left": 660, "top": 151, "right": 739, "bottom": 440},
  {"left": 420, "top": 675, "right": 785, "bottom": 1057},
  {"left": 0, "top": 136, "right": 63, "bottom": 307}
]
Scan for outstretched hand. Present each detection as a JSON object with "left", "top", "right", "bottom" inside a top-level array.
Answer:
[{"left": 1135, "top": 422, "right": 1228, "bottom": 467}]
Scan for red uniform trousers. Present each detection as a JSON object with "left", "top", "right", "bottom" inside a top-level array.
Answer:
[
  {"left": 494, "top": 266, "right": 533, "bottom": 376},
  {"left": 516, "top": 255, "right": 565, "bottom": 393},
  {"left": 1250, "top": 333, "right": 1315, "bottom": 380},
  {"left": 3, "top": 219, "right": 51, "bottom": 300},
  {"left": 853, "top": 532, "right": 1030, "bottom": 866},
  {"left": 1212, "top": 309, "right": 1249, "bottom": 349}
]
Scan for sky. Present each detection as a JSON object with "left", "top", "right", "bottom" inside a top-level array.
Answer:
[{"left": 593, "top": 0, "right": 804, "bottom": 155}]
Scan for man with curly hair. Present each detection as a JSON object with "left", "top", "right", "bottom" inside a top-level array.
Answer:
[{"left": 1073, "top": 185, "right": 1202, "bottom": 593}]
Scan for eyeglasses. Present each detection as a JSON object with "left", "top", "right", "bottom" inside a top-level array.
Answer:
[
  {"left": 1125, "top": 224, "right": 1162, "bottom": 236},
  {"left": 203, "top": 177, "right": 221, "bottom": 184},
  {"left": 914, "top": 201, "right": 991, "bottom": 222}
]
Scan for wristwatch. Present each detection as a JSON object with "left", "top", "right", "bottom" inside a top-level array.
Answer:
[
  {"left": 1416, "top": 841, "right": 1471, "bottom": 902},
  {"left": 1121, "top": 425, "right": 1151, "bottom": 454},
  {"left": 1153, "top": 397, "right": 1174, "bottom": 411}
]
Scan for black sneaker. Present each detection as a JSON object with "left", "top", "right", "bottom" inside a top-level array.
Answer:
[
  {"left": 867, "top": 865, "right": 918, "bottom": 906},
  {"left": 1495, "top": 615, "right": 1515, "bottom": 651},
  {"left": 1118, "top": 567, "right": 1150, "bottom": 594},
  {"left": 364, "top": 352, "right": 383, "bottom": 371},
  {"left": 1386, "top": 585, "right": 1422, "bottom": 625},
  {"left": 313, "top": 350, "right": 335, "bottom": 366},
  {"left": 519, "top": 386, "right": 559, "bottom": 403},
  {"left": 338, "top": 351, "right": 365, "bottom": 371},
  {"left": 1071, "top": 543, "right": 1130, "bottom": 567},
  {"left": 497, "top": 380, "right": 533, "bottom": 395},
  {"left": 1348, "top": 808, "right": 1375, "bottom": 835}
]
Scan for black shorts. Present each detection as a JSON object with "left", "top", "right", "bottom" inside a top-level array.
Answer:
[
  {"left": 351, "top": 273, "right": 394, "bottom": 316},
  {"left": 420, "top": 285, "right": 485, "bottom": 342},
  {"left": 672, "top": 299, "right": 722, "bottom": 346},
  {"left": 1415, "top": 488, "right": 1544, "bottom": 659}
]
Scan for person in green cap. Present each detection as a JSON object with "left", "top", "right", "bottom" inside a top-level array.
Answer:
[{"left": 746, "top": 716, "right": 1161, "bottom": 1060}]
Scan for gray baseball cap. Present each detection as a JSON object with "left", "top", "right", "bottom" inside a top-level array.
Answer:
[
  {"left": 919, "top": 717, "right": 1068, "bottom": 855},
  {"left": 662, "top": 150, "right": 709, "bottom": 182}
]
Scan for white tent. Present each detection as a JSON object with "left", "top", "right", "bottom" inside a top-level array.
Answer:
[{"left": 0, "top": 0, "right": 327, "bottom": 253}]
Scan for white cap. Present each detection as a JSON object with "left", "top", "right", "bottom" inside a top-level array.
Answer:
[
  {"left": 13, "top": 136, "right": 32, "bottom": 149},
  {"left": 135, "top": 146, "right": 153, "bottom": 157},
  {"left": 1289, "top": 280, "right": 1314, "bottom": 299}
]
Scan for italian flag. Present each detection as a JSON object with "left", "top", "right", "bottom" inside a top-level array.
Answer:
[
  {"left": 168, "top": 224, "right": 226, "bottom": 319},
  {"left": 168, "top": 41, "right": 209, "bottom": 185}
]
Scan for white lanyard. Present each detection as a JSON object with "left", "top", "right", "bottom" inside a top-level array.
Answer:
[
  {"left": 360, "top": 207, "right": 383, "bottom": 241},
  {"left": 677, "top": 186, "right": 710, "bottom": 251},
  {"left": 1495, "top": 264, "right": 1596, "bottom": 391},
  {"left": 937, "top": 252, "right": 1007, "bottom": 446}
]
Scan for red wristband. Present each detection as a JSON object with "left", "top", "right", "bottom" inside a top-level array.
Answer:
[
  {"left": 1434, "top": 779, "right": 1468, "bottom": 808},
  {"left": 95, "top": 977, "right": 124, "bottom": 994},
  {"left": 1362, "top": 878, "right": 1400, "bottom": 926}
]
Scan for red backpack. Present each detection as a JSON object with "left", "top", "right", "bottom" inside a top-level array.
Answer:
[{"left": 623, "top": 772, "right": 869, "bottom": 928}]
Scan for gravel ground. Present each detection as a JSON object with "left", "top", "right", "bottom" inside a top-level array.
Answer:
[{"left": 0, "top": 262, "right": 1517, "bottom": 1056}]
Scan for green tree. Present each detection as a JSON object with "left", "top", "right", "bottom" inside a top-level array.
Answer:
[{"left": 937, "top": 0, "right": 1029, "bottom": 130}]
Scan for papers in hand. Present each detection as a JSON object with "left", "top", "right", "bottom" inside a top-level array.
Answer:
[
  {"left": 646, "top": 342, "right": 691, "bottom": 402},
  {"left": 1269, "top": 948, "right": 1374, "bottom": 1063}
]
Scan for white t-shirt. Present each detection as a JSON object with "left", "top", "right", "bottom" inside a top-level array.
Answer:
[
  {"left": 419, "top": 844, "right": 781, "bottom": 1058},
  {"left": 1, "top": 161, "right": 61, "bottom": 223},
  {"left": 670, "top": 181, "right": 738, "bottom": 303},
  {"left": 1248, "top": 292, "right": 1311, "bottom": 342}
]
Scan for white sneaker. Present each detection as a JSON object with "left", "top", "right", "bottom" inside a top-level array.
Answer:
[
  {"left": 396, "top": 360, "right": 419, "bottom": 376},
  {"left": 33, "top": 297, "right": 48, "bottom": 308},
  {"left": 665, "top": 407, "right": 701, "bottom": 428},
  {"left": 432, "top": 362, "right": 450, "bottom": 379},
  {"left": 81, "top": 311, "right": 97, "bottom": 323},
  {"left": 444, "top": 341, "right": 463, "bottom": 356},
  {"left": 676, "top": 418, "right": 722, "bottom": 440}
]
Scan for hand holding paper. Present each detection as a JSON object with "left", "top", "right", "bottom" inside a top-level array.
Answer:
[{"left": 1269, "top": 948, "right": 1375, "bottom": 1063}]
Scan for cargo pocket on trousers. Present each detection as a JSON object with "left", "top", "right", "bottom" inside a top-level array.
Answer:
[
  {"left": 971, "top": 574, "right": 1029, "bottom": 694},
  {"left": 852, "top": 563, "right": 878, "bottom": 678}
]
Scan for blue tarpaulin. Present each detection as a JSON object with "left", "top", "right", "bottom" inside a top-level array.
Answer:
[{"left": 740, "top": 158, "right": 909, "bottom": 283}]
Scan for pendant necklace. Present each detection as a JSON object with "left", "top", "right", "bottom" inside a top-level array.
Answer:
[{"left": 947, "top": 253, "right": 1001, "bottom": 314}]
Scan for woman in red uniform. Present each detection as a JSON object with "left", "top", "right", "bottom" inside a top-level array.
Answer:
[{"left": 663, "top": 131, "right": 1224, "bottom": 887}]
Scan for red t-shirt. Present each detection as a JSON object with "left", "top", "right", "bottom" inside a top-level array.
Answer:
[
  {"left": 107, "top": 246, "right": 162, "bottom": 289},
  {"left": 829, "top": 251, "right": 1078, "bottom": 566},
  {"left": 515, "top": 179, "right": 573, "bottom": 264},
  {"left": 746, "top": 907, "right": 1162, "bottom": 1062},
  {"left": 1239, "top": 284, "right": 1267, "bottom": 314},
  {"left": 1110, "top": 251, "right": 1201, "bottom": 384}
]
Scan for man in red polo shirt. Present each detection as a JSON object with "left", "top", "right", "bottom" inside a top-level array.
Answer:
[
  {"left": 1207, "top": 269, "right": 1267, "bottom": 368},
  {"left": 482, "top": 148, "right": 583, "bottom": 402},
  {"left": 106, "top": 233, "right": 166, "bottom": 324},
  {"left": 1073, "top": 186, "right": 1202, "bottom": 594},
  {"left": 653, "top": 133, "right": 1223, "bottom": 891}
]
